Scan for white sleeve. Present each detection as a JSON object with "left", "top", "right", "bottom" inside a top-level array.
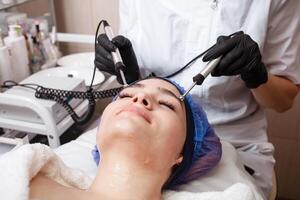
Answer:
[{"left": 262, "top": 0, "right": 300, "bottom": 84}]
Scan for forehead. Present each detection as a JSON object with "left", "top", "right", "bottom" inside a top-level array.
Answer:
[{"left": 135, "top": 78, "right": 181, "bottom": 96}]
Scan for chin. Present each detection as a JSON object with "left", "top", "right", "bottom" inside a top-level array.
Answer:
[
  {"left": 98, "top": 113, "right": 152, "bottom": 153},
  {"left": 99, "top": 120, "right": 151, "bottom": 160},
  {"left": 100, "top": 116, "right": 149, "bottom": 140},
  {"left": 115, "top": 118, "right": 146, "bottom": 137}
]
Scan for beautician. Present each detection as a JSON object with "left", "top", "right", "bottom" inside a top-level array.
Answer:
[{"left": 94, "top": 1, "right": 300, "bottom": 199}]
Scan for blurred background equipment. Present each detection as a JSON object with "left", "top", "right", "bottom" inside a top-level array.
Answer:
[{"left": 0, "top": 0, "right": 120, "bottom": 148}]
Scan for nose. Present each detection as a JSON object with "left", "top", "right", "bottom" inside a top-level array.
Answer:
[{"left": 131, "top": 93, "right": 152, "bottom": 109}]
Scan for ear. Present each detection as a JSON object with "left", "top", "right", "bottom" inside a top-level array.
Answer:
[{"left": 174, "top": 155, "right": 183, "bottom": 166}]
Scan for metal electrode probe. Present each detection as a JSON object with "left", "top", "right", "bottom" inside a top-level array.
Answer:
[
  {"left": 178, "top": 31, "right": 244, "bottom": 101},
  {"left": 179, "top": 57, "right": 221, "bottom": 101},
  {"left": 103, "top": 21, "right": 128, "bottom": 86}
]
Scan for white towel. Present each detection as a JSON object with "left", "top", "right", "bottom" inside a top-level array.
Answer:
[
  {"left": 0, "top": 144, "right": 92, "bottom": 200},
  {"left": 0, "top": 144, "right": 259, "bottom": 200}
]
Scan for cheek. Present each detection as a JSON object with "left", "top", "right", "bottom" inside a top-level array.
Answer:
[
  {"left": 96, "top": 103, "right": 120, "bottom": 143},
  {"left": 98, "top": 101, "right": 124, "bottom": 126},
  {"left": 97, "top": 105, "right": 113, "bottom": 130},
  {"left": 155, "top": 112, "right": 186, "bottom": 158},
  {"left": 167, "top": 121, "right": 185, "bottom": 151}
]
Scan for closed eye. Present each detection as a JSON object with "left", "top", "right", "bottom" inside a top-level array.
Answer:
[
  {"left": 118, "top": 92, "right": 133, "bottom": 99},
  {"left": 158, "top": 100, "right": 175, "bottom": 111},
  {"left": 119, "top": 90, "right": 176, "bottom": 111}
]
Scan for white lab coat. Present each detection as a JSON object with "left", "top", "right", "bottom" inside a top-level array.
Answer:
[{"left": 118, "top": 0, "right": 300, "bottom": 199}]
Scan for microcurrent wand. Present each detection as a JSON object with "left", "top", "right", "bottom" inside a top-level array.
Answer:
[
  {"left": 179, "top": 57, "right": 221, "bottom": 101},
  {"left": 103, "top": 20, "right": 128, "bottom": 86},
  {"left": 177, "top": 31, "right": 244, "bottom": 101}
]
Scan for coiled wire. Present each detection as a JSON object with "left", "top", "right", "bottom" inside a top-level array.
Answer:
[
  {"left": 35, "top": 85, "right": 123, "bottom": 125},
  {"left": 1, "top": 80, "right": 123, "bottom": 125},
  {"left": 35, "top": 86, "right": 123, "bottom": 100}
]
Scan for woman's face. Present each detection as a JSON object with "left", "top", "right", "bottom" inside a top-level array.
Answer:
[{"left": 97, "top": 78, "right": 187, "bottom": 171}]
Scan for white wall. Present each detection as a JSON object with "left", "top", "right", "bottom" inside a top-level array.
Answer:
[{"left": 54, "top": 0, "right": 119, "bottom": 55}]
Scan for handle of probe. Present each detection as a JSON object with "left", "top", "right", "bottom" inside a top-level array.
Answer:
[
  {"left": 193, "top": 57, "right": 221, "bottom": 85},
  {"left": 103, "top": 21, "right": 126, "bottom": 71}
]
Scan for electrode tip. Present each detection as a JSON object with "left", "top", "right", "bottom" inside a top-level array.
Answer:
[{"left": 179, "top": 95, "right": 185, "bottom": 101}]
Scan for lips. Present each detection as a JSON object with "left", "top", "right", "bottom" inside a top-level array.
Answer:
[{"left": 118, "top": 105, "right": 151, "bottom": 124}]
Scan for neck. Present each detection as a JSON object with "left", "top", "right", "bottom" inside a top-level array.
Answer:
[{"left": 89, "top": 148, "right": 165, "bottom": 200}]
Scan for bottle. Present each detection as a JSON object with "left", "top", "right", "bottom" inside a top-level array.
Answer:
[
  {"left": 0, "top": 30, "right": 13, "bottom": 83},
  {"left": 30, "top": 36, "right": 43, "bottom": 73},
  {"left": 35, "top": 23, "right": 47, "bottom": 62},
  {"left": 4, "top": 25, "right": 30, "bottom": 82}
]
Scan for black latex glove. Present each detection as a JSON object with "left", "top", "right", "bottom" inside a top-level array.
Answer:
[
  {"left": 203, "top": 32, "right": 268, "bottom": 88},
  {"left": 94, "top": 34, "right": 140, "bottom": 84}
]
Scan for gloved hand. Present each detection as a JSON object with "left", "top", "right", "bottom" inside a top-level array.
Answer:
[
  {"left": 203, "top": 32, "right": 268, "bottom": 88},
  {"left": 94, "top": 34, "right": 140, "bottom": 84}
]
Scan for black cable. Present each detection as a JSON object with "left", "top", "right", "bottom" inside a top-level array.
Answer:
[
  {"left": 2, "top": 80, "right": 39, "bottom": 90},
  {"left": 164, "top": 44, "right": 216, "bottom": 78},
  {"left": 164, "top": 31, "right": 243, "bottom": 79},
  {"left": 35, "top": 85, "right": 123, "bottom": 100},
  {"left": 34, "top": 85, "right": 122, "bottom": 125},
  {"left": 0, "top": 20, "right": 122, "bottom": 126},
  {"left": 1, "top": 80, "right": 123, "bottom": 125},
  {"left": 90, "top": 20, "right": 105, "bottom": 89},
  {"left": 0, "top": 23, "right": 239, "bottom": 126},
  {"left": 1, "top": 79, "right": 123, "bottom": 126}
]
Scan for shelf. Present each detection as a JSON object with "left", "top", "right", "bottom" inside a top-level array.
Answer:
[
  {"left": 0, "top": 0, "right": 36, "bottom": 10},
  {"left": 0, "top": 0, "right": 57, "bottom": 34}
]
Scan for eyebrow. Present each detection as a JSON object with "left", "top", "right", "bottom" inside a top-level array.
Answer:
[{"left": 125, "top": 83, "right": 182, "bottom": 105}]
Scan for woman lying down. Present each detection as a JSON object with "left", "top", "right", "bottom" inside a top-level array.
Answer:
[{"left": 0, "top": 78, "right": 261, "bottom": 200}]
